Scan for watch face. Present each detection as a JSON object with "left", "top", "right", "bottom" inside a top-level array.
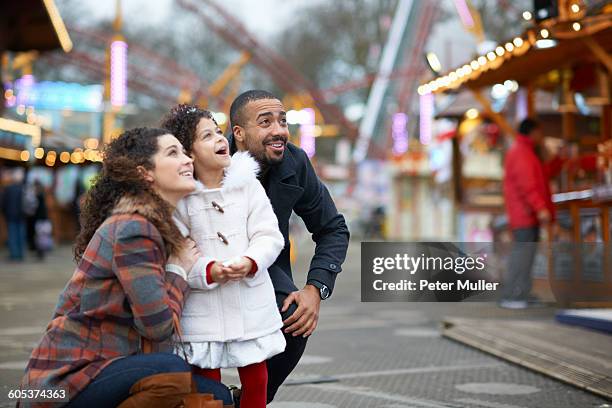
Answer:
[{"left": 320, "top": 285, "right": 330, "bottom": 299}]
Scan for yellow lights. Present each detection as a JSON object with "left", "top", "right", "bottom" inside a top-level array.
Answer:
[
  {"left": 83, "top": 138, "right": 99, "bottom": 150},
  {"left": 418, "top": 35, "right": 529, "bottom": 96},
  {"left": 4, "top": 89, "right": 13, "bottom": 99},
  {"left": 41, "top": 0, "right": 73, "bottom": 53},
  {"left": 20, "top": 150, "right": 30, "bottom": 162},
  {"left": 26, "top": 114, "right": 37, "bottom": 125},
  {"left": 540, "top": 29, "right": 550, "bottom": 38},
  {"left": 466, "top": 109, "right": 479, "bottom": 120},
  {"left": 522, "top": 11, "right": 532, "bottom": 20},
  {"left": 426, "top": 52, "right": 442, "bottom": 73},
  {"left": 572, "top": 22, "right": 581, "bottom": 31},
  {"left": 34, "top": 147, "right": 45, "bottom": 159},
  {"left": 45, "top": 151, "right": 57, "bottom": 167},
  {"left": 59, "top": 152, "right": 70, "bottom": 163},
  {"left": 571, "top": 3, "right": 580, "bottom": 13}
]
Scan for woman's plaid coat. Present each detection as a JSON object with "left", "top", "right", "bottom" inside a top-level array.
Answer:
[{"left": 21, "top": 195, "right": 190, "bottom": 405}]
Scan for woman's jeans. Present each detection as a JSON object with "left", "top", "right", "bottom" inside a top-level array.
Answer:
[{"left": 66, "top": 353, "right": 232, "bottom": 407}]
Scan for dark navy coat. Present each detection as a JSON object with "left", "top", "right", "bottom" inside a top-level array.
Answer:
[{"left": 229, "top": 136, "right": 349, "bottom": 298}]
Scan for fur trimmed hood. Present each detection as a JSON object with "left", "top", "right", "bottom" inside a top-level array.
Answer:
[
  {"left": 193, "top": 151, "right": 260, "bottom": 193},
  {"left": 112, "top": 193, "right": 185, "bottom": 256}
]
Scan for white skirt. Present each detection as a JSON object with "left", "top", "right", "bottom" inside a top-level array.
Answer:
[{"left": 177, "top": 330, "right": 286, "bottom": 369}]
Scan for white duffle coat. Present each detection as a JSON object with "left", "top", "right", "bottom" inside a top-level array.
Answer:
[{"left": 173, "top": 152, "right": 285, "bottom": 367}]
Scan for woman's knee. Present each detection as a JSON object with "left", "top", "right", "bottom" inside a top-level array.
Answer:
[
  {"left": 193, "top": 375, "right": 232, "bottom": 405},
  {"left": 145, "top": 353, "right": 191, "bottom": 373}
]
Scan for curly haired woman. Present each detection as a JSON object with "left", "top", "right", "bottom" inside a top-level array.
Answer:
[{"left": 20, "top": 128, "right": 233, "bottom": 407}]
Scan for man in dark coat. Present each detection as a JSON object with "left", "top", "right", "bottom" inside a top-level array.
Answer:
[{"left": 228, "top": 90, "right": 350, "bottom": 403}]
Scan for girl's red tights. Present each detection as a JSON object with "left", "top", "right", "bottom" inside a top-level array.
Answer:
[{"left": 193, "top": 361, "right": 268, "bottom": 407}]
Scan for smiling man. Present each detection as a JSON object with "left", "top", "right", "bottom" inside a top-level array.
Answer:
[{"left": 228, "top": 90, "right": 350, "bottom": 403}]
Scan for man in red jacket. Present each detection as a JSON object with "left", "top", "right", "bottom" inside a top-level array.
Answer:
[{"left": 501, "top": 118, "right": 554, "bottom": 309}]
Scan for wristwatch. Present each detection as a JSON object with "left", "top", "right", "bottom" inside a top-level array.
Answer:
[{"left": 308, "top": 280, "right": 330, "bottom": 300}]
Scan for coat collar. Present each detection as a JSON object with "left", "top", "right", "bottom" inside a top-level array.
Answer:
[
  {"left": 193, "top": 151, "right": 260, "bottom": 193},
  {"left": 227, "top": 132, "right": 297, "bottom": 182},
  {"left": 113, "top": 194, "right": 162, "bottom": 220},
  {"left": 269, "top": 143, "right": 297, "bottom": 182}
]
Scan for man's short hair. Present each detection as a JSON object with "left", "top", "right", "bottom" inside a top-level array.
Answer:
[
  {"left": 230, "top": 90, "right": 278, "bottom": 128},
  {"left": 518, "top": 118, "right": 540, "bottom": 136}
]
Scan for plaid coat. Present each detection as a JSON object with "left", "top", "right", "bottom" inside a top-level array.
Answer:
[{"left": 21, "top": 196, "right": 190, "bottom": 406}]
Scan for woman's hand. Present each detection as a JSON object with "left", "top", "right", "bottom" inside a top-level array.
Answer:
[{"left": 168, "top": 239, "right": 200, "bottom": 272}]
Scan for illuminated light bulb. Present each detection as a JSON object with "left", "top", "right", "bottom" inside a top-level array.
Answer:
[
  {"left": 449, "top": 72, "right": 458, "bottom": 81},
  {"left": 466, "top": 108, "right": 479, "bottom": 119},
  {"left": 505, "top": 43, "right": 515, "bottom": 52},
  {"left": 60, "top": 152, "right": 70, "bottom": 163},
  {"left": 478, "top": 56, "right": 487, "bottom": 66},
  {"left": 16, "top": 105, "right": 26, "bottom": 115},
  {"left": 34, "top": 147, "right": 44, "bottom": 159},
  {"left": 513, "top": 37, "right": 524, "bottom": 47},
  {"left": 471, "top": 60, "right": 480, "bottom": 70},
  {"left": 495, "top": 46, "right": 505, "bottom": 56},
  {"left": 571, "top": 3, "right": 580, "bottom": 13},
  {"left": 572, "top": 22, "right": 581, "bottom": 31},
  {"left": 540, "top": 29, "right": 550, "bottom": 38},
  {"left": 522, "top": 11, "right": 532, "bottom": 20},
  {"left": 487, "top": 52, "right": 496, "bottom": 61},
  {"left": 20, "top": 150, "right": 30, "bottom": 161}
]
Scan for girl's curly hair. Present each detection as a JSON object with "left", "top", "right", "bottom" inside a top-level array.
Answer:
[
  {"left": 160, "top": 104, "right": 216, "bottom": 156},
  {"left": 74, "top": 127, "right": 184, "bottom": 261}
]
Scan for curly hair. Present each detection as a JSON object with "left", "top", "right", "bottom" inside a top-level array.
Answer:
[
  {"left": 160, "top": 104, "right": 215, "bottom": 155},
  {"left": 74, "top": 127, "right": 185, "bottom": 261}
]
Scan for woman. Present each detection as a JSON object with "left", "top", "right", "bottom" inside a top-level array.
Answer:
[
  {"left": 161, "top": 105, "right": 285, "bottom": 407},
  {"left": 20, "top": 127, "right": 232, "bottom": 407}
]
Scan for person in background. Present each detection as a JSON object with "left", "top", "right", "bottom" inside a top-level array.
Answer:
[
  {"left": 501, "top": 118, "right": 556, "bottom": 309},
  {"left": 2, "top": 168, "right": 26, "bottom": 261}
]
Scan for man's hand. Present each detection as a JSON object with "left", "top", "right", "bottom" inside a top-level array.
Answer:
[
  {"left": 282, "top": 285, "right": 321, "bottom": 338},
  {"left": 537, "top": 209, "right": 551, "bottom": 224}
]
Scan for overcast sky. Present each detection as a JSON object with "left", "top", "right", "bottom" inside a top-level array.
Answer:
[{"left": 57, "top": 0, "right": 477, "bottom": 75}]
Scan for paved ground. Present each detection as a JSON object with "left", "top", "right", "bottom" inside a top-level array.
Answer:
[{"left": 0, "top": 240, "right": 610, "bottom": 407}]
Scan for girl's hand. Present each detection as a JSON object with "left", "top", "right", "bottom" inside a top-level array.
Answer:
[
  {"left": 168, "top": 239, "right": 200, "bottom": 272},
  {"left": 210, "top": 257, "right": 254, "bottom": 283},
  {"left": 225, "top": 257, "right": 254, "bottom": 281},
  {"left": 210, "top": 262, "right": 231, "bottom": 284}
]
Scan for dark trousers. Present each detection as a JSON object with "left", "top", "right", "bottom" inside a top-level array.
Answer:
[
  {"left": 503, "top": 226, "right": 540, "bottom": 301},
  {"left": 66, "top": 353, "right": 232, "bottom": 407},
  {"left": 266, "top": 292, "right": 308, "bottom": 403},
  {"left": 7, "top": 221, "right": 26, "bottom": 260}
]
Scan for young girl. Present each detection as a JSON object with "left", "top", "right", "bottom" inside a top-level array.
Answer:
[{"left": 162, "top": 105, "right": 286, "bottom": 407}]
